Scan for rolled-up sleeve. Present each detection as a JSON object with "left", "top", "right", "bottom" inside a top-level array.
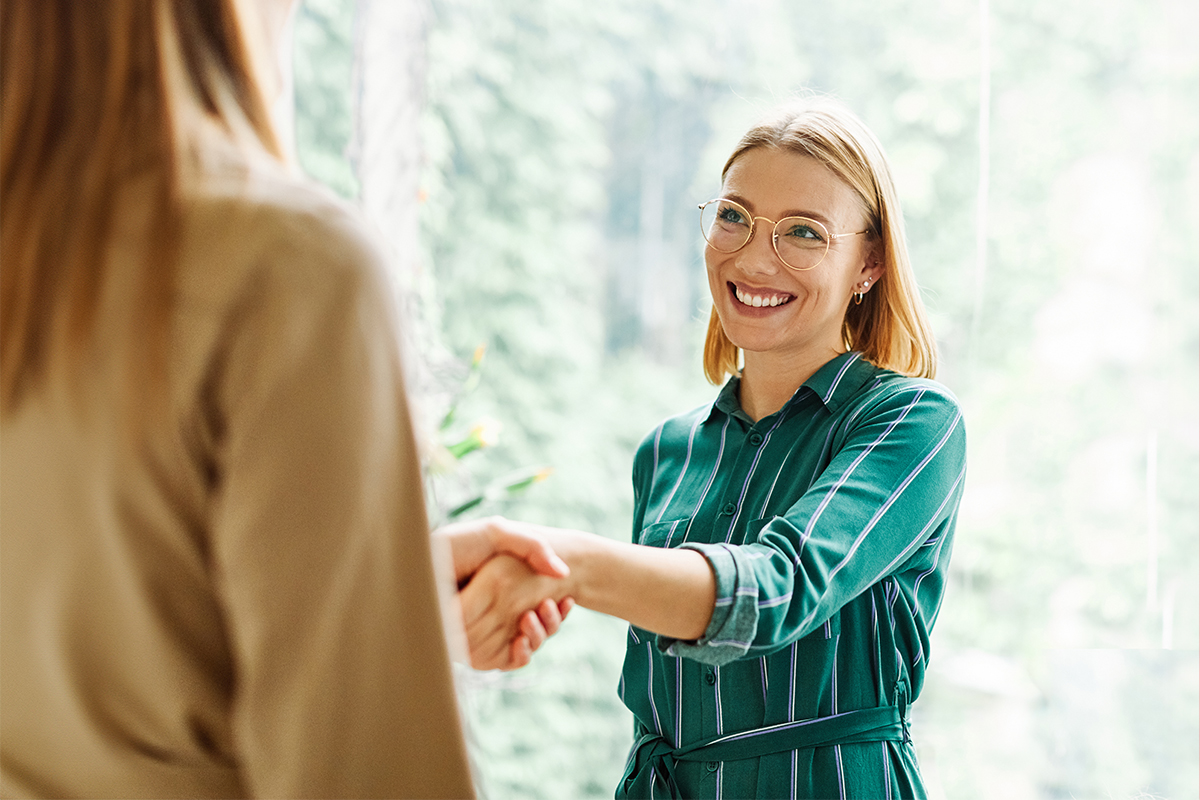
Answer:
[{"left": 656, "top": 384, "right": 966, "bottom": 666}]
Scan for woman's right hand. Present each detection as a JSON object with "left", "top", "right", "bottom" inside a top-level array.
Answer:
[{"left": 436, "top": 516, "right": 570, "bottom": 587}]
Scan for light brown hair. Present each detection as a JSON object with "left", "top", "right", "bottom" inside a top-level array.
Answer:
[
  {"left": 703, "top": 98, "right": 938, "bottom": 384},
  {"left": 0, "top": 0, "right": 283, "bottom": 413}
]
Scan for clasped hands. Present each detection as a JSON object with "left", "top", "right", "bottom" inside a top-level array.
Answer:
[{"left": 438, "top": 516, "right": 574, "bottom": 671}]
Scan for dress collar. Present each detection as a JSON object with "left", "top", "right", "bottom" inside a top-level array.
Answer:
[{"left": 707, "top": 352, "right": 875, "bottom": 424}]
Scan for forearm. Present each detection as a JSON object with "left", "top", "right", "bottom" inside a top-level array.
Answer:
[{"left": 542, "top": 528, "right": 716, "bottom": 641}]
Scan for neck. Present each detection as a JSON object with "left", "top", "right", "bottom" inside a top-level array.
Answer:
[{"left": 738, "top": 345, "right": 845, "bottom": 422}]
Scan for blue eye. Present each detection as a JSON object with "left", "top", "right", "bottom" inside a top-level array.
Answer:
[
  {"left": 717, "top": 205, "right": 747, "bottom": 225},
  {"left": 781, "top": 221, "right": 824, "bottom": 242}
]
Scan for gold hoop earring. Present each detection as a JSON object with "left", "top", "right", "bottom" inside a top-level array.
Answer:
[{"left": 853, "top": 278, "right": 870, "bottom": 305}]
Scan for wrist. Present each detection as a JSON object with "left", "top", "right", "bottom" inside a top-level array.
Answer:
[{"left": 540, "top": 528, "right": 609, "bottom": 610}]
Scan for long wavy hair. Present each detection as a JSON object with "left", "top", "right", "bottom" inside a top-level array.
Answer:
[
  {"left": 0, "top": 0, "right": 284, "bottom": 413},
  {"left": 703, "top": 98, "right": 938, "bottom": 384}
]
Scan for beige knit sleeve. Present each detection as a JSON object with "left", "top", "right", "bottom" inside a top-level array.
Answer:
[{"left": 206, "top": 203, "right": 475, "bottom": 799}]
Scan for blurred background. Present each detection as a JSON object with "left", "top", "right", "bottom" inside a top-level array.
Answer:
[{"left": 286, "top": 0, "right": 1198, "bottom": 796}]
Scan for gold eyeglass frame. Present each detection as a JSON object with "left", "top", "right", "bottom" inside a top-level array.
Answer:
[{"left": 698, "top": 197, "right": 870, "bottom": 272}]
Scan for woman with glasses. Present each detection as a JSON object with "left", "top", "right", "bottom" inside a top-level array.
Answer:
[{"left": 462, "top": 98, "right": 966, "bottom": 799}]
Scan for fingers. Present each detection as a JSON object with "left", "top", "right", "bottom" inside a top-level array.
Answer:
[
  {"left": 519, "top": 609, "right": 548, "bottom": 652},
  {"left": 469, "top": 599, "right": 574, "bottom": 671},
  {"left": 532, "top": 597, "right": 562, "bottom": 638},
  {"left": 506, "top": 635, "right": 533, "bottom": 670}
]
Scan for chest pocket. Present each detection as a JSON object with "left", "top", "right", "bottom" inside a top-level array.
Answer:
[{"left": 636, "top": 518, "right": 690, "bottom": 549}]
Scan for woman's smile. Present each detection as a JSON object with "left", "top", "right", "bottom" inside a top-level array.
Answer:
[{"left": 728, "top": 280, "right": 796, "bottom": 312}]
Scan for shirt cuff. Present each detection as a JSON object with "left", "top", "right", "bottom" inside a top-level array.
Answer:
[{"left": 656, "top": 542, "right": 758, "bottom": 666}]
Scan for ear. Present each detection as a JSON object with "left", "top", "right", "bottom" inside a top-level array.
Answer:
[{"left": 859, "top": 241, "right": 885, "bottom": 284}]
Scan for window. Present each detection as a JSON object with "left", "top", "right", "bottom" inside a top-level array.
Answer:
[{"left": 292, "top": 1, "right": 1199, "bottom": 796}]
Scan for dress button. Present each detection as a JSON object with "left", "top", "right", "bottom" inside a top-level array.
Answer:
[
  {"left": 749, "top": 432, "right": 764, "bottom": 446},
  {"left": 705, "top": 669, "right": 716, "bottom": 685},
  {"left": 721, "top": 502, "right": 736, "bottom": 515},
  {"left": 707, "top": 761, "right": 719, "bottom": 772}
]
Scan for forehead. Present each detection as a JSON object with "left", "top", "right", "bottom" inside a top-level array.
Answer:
[{"left": 721, "top": 147, "right": 863, "bottom": 226}]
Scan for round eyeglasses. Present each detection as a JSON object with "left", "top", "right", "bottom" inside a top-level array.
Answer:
[{"left": 698, "top": 197, "right": 870, "bottom": 272}]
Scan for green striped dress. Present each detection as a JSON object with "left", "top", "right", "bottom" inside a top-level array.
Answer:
[{"left": 617, "top": 352, "right": 966, "bottom": 800}]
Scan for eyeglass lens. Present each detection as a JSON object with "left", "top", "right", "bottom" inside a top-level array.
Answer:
[{"left": 700, "top": 198, "right": 829, "bottom": 271}]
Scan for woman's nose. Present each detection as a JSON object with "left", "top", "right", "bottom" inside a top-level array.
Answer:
[{"left": 736, "top": 222, "right": 783, "bottom": 274}]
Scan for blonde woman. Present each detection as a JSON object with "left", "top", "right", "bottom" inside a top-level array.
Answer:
[
  {"left": 462, "top": 99, "right": 967, "bottom": 799},
  {"left": 0, "top": 1, "right": 567, "bottom": 796}
]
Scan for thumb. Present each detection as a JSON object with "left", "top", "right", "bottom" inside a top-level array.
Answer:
[{"left": 495, "top": 530, "right": 569, "bottom": 578}]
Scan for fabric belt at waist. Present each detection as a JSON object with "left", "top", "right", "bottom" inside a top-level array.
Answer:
[{"left": 617, "top": 705, "right": 907, "bottom": 799}]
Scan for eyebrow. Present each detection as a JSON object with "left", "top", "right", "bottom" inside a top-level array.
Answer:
[{"left": 722, "top": 193, "right": 837, "bottom": 229}]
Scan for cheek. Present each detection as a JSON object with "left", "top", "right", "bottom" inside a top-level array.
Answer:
[
  {"left": 823, "top": 255, "right": 864, "bottom": 295},
  {"left": 705, "top": 251, "right": 725, "bottom": 298}
]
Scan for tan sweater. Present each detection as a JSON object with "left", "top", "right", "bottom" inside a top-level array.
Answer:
[{"left": 0, "top": 163, "right": 475, "bottom": 798}]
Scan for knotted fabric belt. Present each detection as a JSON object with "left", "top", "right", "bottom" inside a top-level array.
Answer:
[{"left": 617, "top": 705, "right": 907, "bottom": 799}]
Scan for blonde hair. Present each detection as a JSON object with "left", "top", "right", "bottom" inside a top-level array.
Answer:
[
  {"left": 703, "top": 98, "right": 938, "bottom": 384},
  {"left": 0, "top": 0, "right": 283, "bottom": 413}
]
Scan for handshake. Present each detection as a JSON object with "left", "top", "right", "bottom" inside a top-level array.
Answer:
[
  {"left": 438, "top": 516, "right": 578, "bottom": 672},
  {"left": 437, "top": 513, "right": 712, "bottom": 671}
]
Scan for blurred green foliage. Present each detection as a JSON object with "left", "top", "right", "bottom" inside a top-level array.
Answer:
[
  {"left": 292, "top": 0, "right": 357, "bottom": 197},
  {"left": 294, "top": 0, "right": 1198, "bottom": 796}
]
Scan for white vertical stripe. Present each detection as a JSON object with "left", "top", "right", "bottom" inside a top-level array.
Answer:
[
  {"left": 831, "top": 633, "right": 840, "bottom": 714},
  {"left": 788, "top": 642, "right": 797, "bottom": 721},
  {"left": 652, "top": 422, "right": 664, "bottom": 476},
  {"left": 835, "top": 743, "right": 847, "bottom": 799},
  {"left": 883, "top": 741, "right": 893, "bottom": 799},
  {"left": 646, "top": 643, "right": 662, "bottom": 735},
  {"left": 654, "top": 415, "right": 704, "bottom": 524},
  {"left": 675, "top": 659, "right": 682, "bottom": 748},
  {"left": 661, "top": 518, "right": 683, "bottom": 549},
  {"left": 760, "top": 440, "right": 800, "bottom": 518},
  {"left": 802, "top": 424, "right": 840, "bottom": 495},
  {"left": 714, "top": 664, "right": 724, "bottom": 735},
  {"left": 682, "top": 416, "right": 732, "bottom": 540},
  {"left": 724, "top": 410, "right": 791, "bottom": 542}
]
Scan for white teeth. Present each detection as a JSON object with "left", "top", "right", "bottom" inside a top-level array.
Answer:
[{"left": 735, "top": 286, "right": 790, "bottom": 308}]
